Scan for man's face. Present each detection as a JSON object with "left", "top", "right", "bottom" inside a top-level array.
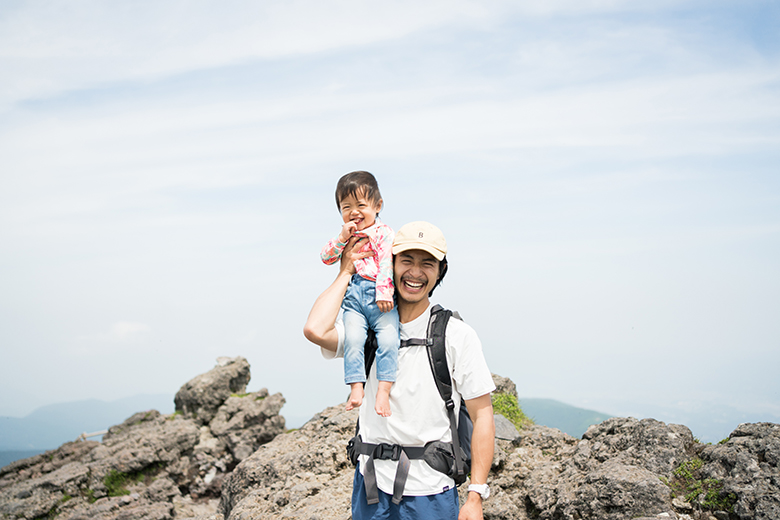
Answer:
[{"left": 393, "top": 249, "right": 440, "bottom": 305}]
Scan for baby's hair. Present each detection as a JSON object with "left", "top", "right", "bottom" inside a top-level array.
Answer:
[{"left": 335, "top": 171, "right": 382, "bottom": 210}]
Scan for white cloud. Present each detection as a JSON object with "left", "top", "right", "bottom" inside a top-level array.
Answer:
[
  {"left": 108, "top": 321, "right": 151, "bottom": 340},
  {"left": 74, "top": 321, "right": 152, "bottom": 354},
  {"left": 0, "top": 0, "right": 713, "bottom": 109},
  {"left": 0, "top": 0, "right": 495, "bottom": 107}
]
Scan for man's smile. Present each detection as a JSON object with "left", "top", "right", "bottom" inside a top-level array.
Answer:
[{"left": 401, "top": 277, "right": 426, "bottom": 290}]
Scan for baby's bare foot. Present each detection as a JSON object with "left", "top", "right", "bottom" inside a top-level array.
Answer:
[
  {"left": 375, "top": 380, "right": 393, "bottom": 417},
  {"left": 346, "top": 384, "right": 364, "bottom": 411},
  {"left": 374, "top": 393, "right": 392, "bottom": 417}
]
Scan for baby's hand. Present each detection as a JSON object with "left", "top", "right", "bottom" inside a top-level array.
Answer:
[
  {"left": 338, "top": 221, "right": 358, "bottom": 243},
  {"left": 377, "top": 300, "right": 394, "bottom": 313}
]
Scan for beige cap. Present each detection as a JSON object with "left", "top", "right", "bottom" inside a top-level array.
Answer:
[{"left": 392, "top": 221, "right": 447, "bottom": 261}]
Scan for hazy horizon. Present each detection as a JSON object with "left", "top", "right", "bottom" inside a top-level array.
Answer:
[{"left": 0, "top": 385, "right": 765, "bottom": 446}]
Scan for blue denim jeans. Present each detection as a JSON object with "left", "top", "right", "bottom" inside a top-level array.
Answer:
[
  {"left": 352, "top": 464, "right": 459, "bottom": 519},
  {"left": 343, "top": 274, "right": 399, "bottom": 384}
]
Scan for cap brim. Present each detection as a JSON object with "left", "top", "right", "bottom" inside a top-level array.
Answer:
[{"left": 392, "top": 242, "right": 446, "bottom": 261}]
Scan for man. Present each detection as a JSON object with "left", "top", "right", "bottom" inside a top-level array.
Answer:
[{"left": 304, "top": 221, "right": 495, "bottom": 520}]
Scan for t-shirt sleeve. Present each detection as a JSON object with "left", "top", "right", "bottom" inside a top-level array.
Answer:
[
  {"left": 320, "top": 319, "right": 345, "bottom": 360},
  {"left": 447, "top": 320, "right": 496, "bottom": 400}
]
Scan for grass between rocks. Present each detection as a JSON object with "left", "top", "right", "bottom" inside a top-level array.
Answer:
[
  {"left": 661, "top": 457, "right": 737, "bottom": 513},
  {"left": 104, "top": 463, "right": 164, "bottom": 497},
  {"left": 491, "top": 392, "right": 533, "bottom": 430}
]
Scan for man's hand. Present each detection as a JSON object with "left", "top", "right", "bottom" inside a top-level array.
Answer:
[
  {"left": 458, "top": 492, "right": 484, "bottom": 520},
  {"left": 377, "top": 300, "right": 394, "bottom": 313},
  {"left": 339, "top": 236, "right": 372, "bottom": 276},
  {"left": 338, "top": 221, "right": 358, "bottom": 243},
  {"left": 303, "top": 237, "right": 373, "bottom": 352}
]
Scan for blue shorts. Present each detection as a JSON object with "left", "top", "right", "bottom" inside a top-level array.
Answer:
[{"left": 352, "top": 465, "right": 459, "bottom": 519}]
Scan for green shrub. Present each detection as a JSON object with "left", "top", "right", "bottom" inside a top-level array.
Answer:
[
  {"left": 491, "top": 392, "right": 532, "bottom": 430},
  {"left": 665, "top": 458, "right": 737, "bottom": 513}
]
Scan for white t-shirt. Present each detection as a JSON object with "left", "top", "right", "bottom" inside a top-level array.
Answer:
[{"left": 322, "top": 304, "right": 496, "bottom": 496}]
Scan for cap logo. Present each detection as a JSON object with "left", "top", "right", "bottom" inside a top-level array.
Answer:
[{"left": 418, "top": 232, "right": 424, "bottom": 238}]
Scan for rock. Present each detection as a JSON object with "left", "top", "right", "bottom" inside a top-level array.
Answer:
[
  {"left": 491, "top": 418, "right": 693, "bottom": 520},
  {"left": 175, "top": 357, "right": 251, "bottom": 425},
  {"left": 0, "top": 441, "right": 98, "bottom": 491},
  {"left": 494, "top": 414, "right": 521, "bottom": 441},
  {"left": 209, "top": 389, "right": 286, "bottom": 462},
  {"left": 698, "top": 422, "right": 780, "bottom": 520},
  {"left": 672, "top": 496, "right": 693, "bottom": 511},
  {"left": 218, "top": 404, "right": 356, "bottom": 520},
  {"left": 581, "top": 417, "right": 695, "bottom": 475},
  {"left": 492, "top": 374, "right": 517, "bottom": 397}
]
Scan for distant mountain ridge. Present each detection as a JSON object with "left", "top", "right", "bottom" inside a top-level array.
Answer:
[
  {"left": 0, "top": 393, "right": 612, "bottom": 468},
  {"left": 1, "top": 395, "right": 612, "bottom": 450},
  {"left": 0, "top": 394, "right": 173, "bottom": 451},
  {"left": 520, "top": 397, "right": 613, "bottom": 438}
]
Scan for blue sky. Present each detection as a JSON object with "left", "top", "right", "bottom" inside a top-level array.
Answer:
[{"left": 1, "top": 0, "right": 778, "bottom": 442}]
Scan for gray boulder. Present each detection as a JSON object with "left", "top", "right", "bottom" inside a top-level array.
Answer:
[
  {"left": 494, "top": 414, "right": 521, "bottom": 441},
  {"left": 516, "top": 417, "right": 694, "bottom": 520},
  {"left": 209, "top": 388, "right": 286, "bottom": 462},
  {"left": 174, "top": 357, "right": 251, "bottom": 425},
  {"left": 219, "top": 404, "right": 355, "bottom": 519},
  {"left": 698, "top": 422, "right": 780, "bottom": 520},
  {"left": 492, "top": 373, "right": 517, "bottom": 397}
]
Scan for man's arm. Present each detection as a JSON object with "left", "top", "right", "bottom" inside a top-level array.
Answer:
[
  {"left": 459, "top": 393, "right": 495, "bottom": 520},
  {"left": 303, "top": 237, "right": 371, "bottom": 352}
]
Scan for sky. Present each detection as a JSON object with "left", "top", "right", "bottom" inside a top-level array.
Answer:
[{"left": 1, "top": 0, "right": 779, "bottom": 443}]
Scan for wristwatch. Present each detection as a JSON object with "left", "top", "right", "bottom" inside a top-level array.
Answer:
[{"left": 467, "top": 483, "right": 490, "bottom": 500}]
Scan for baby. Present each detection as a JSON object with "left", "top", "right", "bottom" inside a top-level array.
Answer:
[{"left": 321, "top": 171, "right": 399, "bottom": 417}]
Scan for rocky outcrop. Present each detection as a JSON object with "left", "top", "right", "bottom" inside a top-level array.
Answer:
[
  {"left": 2, "top": 361, "right": 778, "bottom": 520},
  {"left": 174, "top": 357, "right": 251, "bottom": 425},
  {"left": 0, "top": 357, "right": 284, "bottom": 520},
  {"left": 698, "top": 422, "right": 780, "bottom": 520},
  {"left": 217, "top": 410, "right": 779, "bottom": 520},
  {"left": 515, "top": 417, "right": 693, "bottom": 520},
  {"left": 219, "top": 404, "right": 356, "bottom": 520}
]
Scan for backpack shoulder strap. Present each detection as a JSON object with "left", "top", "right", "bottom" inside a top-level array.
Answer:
[
  {"left": 425, "top": 305, "right": 454, "bottom": 403},
  {"left": 424, "top": 305, "right": 467, "bottom": 481}
]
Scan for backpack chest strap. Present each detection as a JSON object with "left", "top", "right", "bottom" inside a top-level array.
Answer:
[
  {"left": 349, "top": 436, "right": 426, "bottom": 505},
  {"left": 399, "top": 338, "right": 431, "bottom": 348}
]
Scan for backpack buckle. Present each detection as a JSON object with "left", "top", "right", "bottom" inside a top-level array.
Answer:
[{"left": 375, "top": 443, "right": 402, "bottom": 461}]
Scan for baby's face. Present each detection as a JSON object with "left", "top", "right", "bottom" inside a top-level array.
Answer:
[{"left": 339, "top": 191, "right": 382, "bottom": 231}]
